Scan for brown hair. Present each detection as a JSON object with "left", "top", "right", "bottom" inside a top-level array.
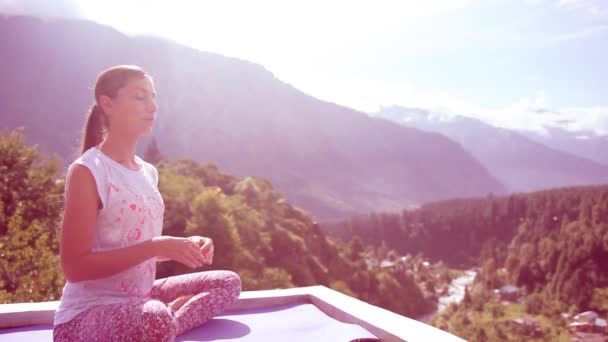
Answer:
[{"left": 80, "top": 65, "right": 149, "bottom": 154}]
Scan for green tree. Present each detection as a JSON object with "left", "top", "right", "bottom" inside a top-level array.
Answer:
[
  {"left": 186, "top": 188, "right": 242, "bottom": 270},
  {"left": 0, "top": 128, "right": 64, "bottom": 303}
]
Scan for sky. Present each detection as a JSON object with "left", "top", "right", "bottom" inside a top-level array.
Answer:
[{"left": 1, "top": 0, "right": 607, "bottom": 134}]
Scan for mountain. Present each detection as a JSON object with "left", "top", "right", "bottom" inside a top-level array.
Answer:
[
  {"left": 0, "top": 15, "right": 505, "bottom": 219},
  {"left": 373, "top": 106, "right": 608, "bottom": 192},
  {"left": 520, "top": 126, "right": 608, "bottom": 166}
]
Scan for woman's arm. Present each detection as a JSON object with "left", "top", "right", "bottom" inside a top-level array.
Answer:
[{"left": 60, "top": 164, "right": 206, "bottom": 283}]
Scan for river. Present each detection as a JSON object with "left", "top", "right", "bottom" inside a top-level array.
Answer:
[{"left": 418, "top": 270, "right": 477, "bottom": 322}]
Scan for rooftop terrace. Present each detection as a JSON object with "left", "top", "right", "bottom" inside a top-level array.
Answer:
[{"left": 0, "top": 286, "right": 465, "bottom": 341}]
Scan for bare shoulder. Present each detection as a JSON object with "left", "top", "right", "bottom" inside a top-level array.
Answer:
[{"left": 66, "top": 163, "right": 100, "bottom": 208}]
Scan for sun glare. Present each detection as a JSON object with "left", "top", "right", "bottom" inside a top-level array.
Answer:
[{"left": 78, "top": 1, "right": 469, "bottom": 64}]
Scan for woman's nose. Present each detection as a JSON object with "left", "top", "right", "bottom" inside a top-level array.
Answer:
[{"left": 147, "top": 99, "right": 158, "bottom": 113}]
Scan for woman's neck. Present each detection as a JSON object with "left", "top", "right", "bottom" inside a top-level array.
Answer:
[{"left": 99, "top": 134, "right": 140, "bottom": 169}]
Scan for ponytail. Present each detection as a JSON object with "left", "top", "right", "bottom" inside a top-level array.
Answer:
[{"left": 80, "top": 104, "right": 106, "bottom": 155}]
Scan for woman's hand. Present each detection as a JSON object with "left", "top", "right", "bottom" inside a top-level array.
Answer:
[
  {"left": 151, "top": 236, "right": 207, "bottom": 268},
  {"left": 187, "top": 236, "right": 214, "bottom": 265}
]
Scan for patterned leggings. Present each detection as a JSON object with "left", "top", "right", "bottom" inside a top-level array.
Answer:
[{"left": 53, "top": 270, "right": 241, "bottom": 342}]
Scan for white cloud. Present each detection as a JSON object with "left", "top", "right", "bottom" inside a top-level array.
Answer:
[
  {"left": 434, "top": 91, "right": 608, "bottom": 136},
  {"left": 558, "top": 107, "right": 608, "bottom": 134},
  {"left": 457, "top": 98, "right": 608, "bottom": 136},
  {"left": 486, "top": 92, "right": 558, "bottom": 132},
  {"left": 354, "top": 81, "right": 608, "bottom": 135}
]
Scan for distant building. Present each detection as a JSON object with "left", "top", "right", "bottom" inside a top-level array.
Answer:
[
  {"left": 498, "top": 285, "right": 522, "bottom": 302},
  {"left": 568, "top": 311, "right": 607, "bottom": 335},
  {"left": 574, "top": 311, "right": 599, "bottom": 324}
]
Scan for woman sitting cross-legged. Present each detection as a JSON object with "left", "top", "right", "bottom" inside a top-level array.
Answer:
[{"left": 53, "top": 65, "right": 241, "bottom": 342}]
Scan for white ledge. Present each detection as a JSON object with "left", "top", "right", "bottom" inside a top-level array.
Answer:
[{"left": 0, "top": 286, "right": 464, "bottom": 342}]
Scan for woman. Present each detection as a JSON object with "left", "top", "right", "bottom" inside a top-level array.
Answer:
[{"left": 53, "top": 65, "right": 241, "bottom": 341}]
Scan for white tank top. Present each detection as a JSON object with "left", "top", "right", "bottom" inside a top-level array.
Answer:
[{"left": 54, "top": 147, "right": 165, "bottom": 325}]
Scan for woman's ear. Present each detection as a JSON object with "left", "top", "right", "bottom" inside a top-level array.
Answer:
[{"left": 99, "top": 95, "right": 113, "bottom": 115}]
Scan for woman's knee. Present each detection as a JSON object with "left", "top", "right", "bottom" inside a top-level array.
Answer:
[
  {"left": 141, "top": 300, "right": 173, "bottom": 324},
  {"left": 224, "top": 271, "right": 241, "bottom": 299},
  {"left": 140, "top": 300, "right": 176, "bottom": 341}
]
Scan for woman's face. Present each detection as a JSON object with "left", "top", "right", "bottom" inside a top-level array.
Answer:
[{"left": 101, "top": 76, "right": 158, "bottom": 139}]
